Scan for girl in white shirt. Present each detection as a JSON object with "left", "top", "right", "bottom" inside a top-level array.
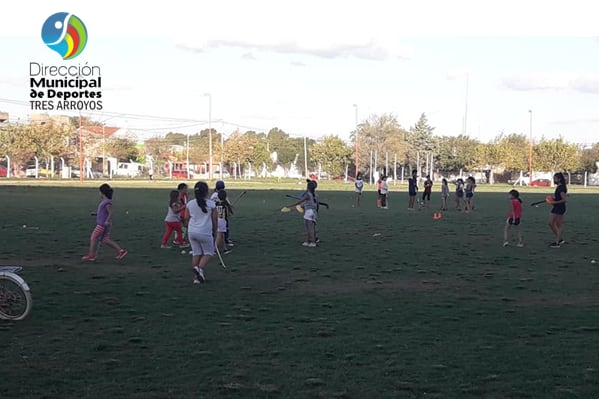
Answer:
[
  {"left": 161, "top": 190, "right": 186, "bottom": 248},
  {"left": 380, "top": 175, "right": 389, "bottom": 209},
  {"left": 185, "top": 181, "right": 217, "bottom": 284}
]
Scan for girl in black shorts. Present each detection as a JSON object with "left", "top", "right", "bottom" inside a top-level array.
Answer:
[{"left": 548, "top": 172, "right": 567, "bottom": 248}]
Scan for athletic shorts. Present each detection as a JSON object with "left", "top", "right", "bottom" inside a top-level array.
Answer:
[
  {"left": 188, "top": 231, "right": 215, "bottom": 256},
  {"left": 217, "top": 218, "right": 227, "bottom": 233},
  {"left": 466, "top": 192, "right": 474, "bottom": 198},
  {"left": 456, "top": 192, "right": 464, "bottom": 198},
  {"left": 409, "top": 190, "right": 417, "bottom": 196},
  {"left": 303, "top": 209, "right": 317, "bottom": 222},
  {"left": 422, "top": 192, "right": 431, "bottom": 201},
  {"left": 551, "top": 206, "right": 566, "bottom": 215},
  {"left": 91, "top": 224, "right": 110, "bottom": 241},
  {"left": 507, "top": 217, "right": 521, "bottom": 226}
]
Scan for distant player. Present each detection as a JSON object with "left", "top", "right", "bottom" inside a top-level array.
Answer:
[
  {"left": 286, "top": 180, "right": 318, "bottom": 247},
  {"left": 464, "top": 176, "right": 476, "bottom": 212},
  {"left": 548, "top": 172, "right": 568, "bottom": 248},
  {"left": 376, "top": 177, "right": 383, "bottom": 208},
  {"left": 299, "top": 179, "right": 328, "bottom": 243},
  {"left": 440, "top": 178, "right": 449, "bottom": 211},
  {"left": 455, "top": 178, "right": 465, "bottom": 211},
  {"left": 380, "top": 175, "right": 389, "bottom": 209},
  {"left": 354, "top": 173, "right": 364, "bottom": 207},
  {"left": 422, "top": 175, "right": 433, "bottom": 208},
  {"left": 214, "top": 190, "right": 234, "bottom": 255},
  {"left": 408, "top": 170, "right": 418, "bottom": 210},
  {"left": 177, "top": 183, "right": 189, "bottom": 242},
  {"left": 503, "top": 189, "right": 523, "bottom": 247},
  {"left": 210, "top": 180, "right": 234, "bottom": 247}
]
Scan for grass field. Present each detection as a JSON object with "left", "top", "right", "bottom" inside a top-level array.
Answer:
[{"left": 1, "top": 180, "right": 599, "bottom": 398}]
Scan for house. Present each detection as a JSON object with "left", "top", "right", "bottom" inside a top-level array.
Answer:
[{"left": 77, "top": 125, "right": 120, "bottom": 158}]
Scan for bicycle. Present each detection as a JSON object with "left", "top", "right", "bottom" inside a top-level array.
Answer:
[{"left": 0, "top": 266, "right": 32, "bottom": 320}]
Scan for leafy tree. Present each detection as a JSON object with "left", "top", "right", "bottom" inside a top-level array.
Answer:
[
  {"left": 267, "top": 127, "right": 301, "bottom": 165},
  {"left": 243, "top": 130, "right": 267, "bottom": 141},
  {"left": 69, "top": 116, "right": 102, "bottom": 129},
  {"left": 351, "top": 113, "right": 408, "bottom": 174},
  {"left": 144, "top": 136, "right": 175, "bottom": 161},
  {"left": 164, "top": 132, "right": 187, "bottom": 147},
  {"left": 533, "top": 137, "right": 581, "bottom": 173},
  {"left": 310, "top": 135, "right": 352, "bottom": 177},
  {"left": 247, "top": 139, "right": 271, "bottom": 170},
  {"left": 434, "top": 135, "right": 480, "bottom": 172},
  {"left": 580, "top": 143, "right": 599, "bottom": 173},
  {"left": 104, "top": 137, "right": 139, "bottom": 162},
  {"left": 0, "top": 121, "right": 72, "bottom": 171},
  {"left": 407, "top": 113, "right": 435, "bottom": 156},
  {"left": 225, "top": 131, "right": 270, "bottom": 174},
  {"left": 497, "top": 133, "right": 529, "bottom": 171}
]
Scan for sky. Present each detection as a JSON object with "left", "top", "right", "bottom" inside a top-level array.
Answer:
[{"left": 1, "top": 0, "right": 598, "bottom": 145}]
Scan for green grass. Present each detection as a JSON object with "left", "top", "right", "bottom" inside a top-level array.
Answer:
[{"left": 1, "top": 182, "right": 599, "bottom": 398}]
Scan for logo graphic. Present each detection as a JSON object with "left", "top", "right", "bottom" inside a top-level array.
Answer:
[{"left": 41, "top": 12, "right": 88, "bottom": 60}]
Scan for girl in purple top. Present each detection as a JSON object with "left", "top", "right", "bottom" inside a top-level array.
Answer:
[{"left": 82, "top": 184, "right": 128, "bottom": 261}]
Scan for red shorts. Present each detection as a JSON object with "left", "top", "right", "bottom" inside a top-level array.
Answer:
[{"left": 91, "top": 224, "right": 110, "bottom": 241}]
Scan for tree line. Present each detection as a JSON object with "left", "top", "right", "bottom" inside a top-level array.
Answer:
[{"left": 1, "top": 114, "right": 597, "bottom": 179}]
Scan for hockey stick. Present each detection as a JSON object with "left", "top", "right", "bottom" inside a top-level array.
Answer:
[
  {"left": 285, "top": 194, "right": 330, "bottom": 209},
  {"left": 232, "top": 190, "right": 247, "bottom": 205},
  {"left": 530, "top": 200, "right": 550, "bottom": 207},
  {"left": 215, "top": 246, "right": 227, "bottom": 269}
]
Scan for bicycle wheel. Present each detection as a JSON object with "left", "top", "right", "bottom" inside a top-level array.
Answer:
[{"left": 0, "top": 272, "right": 32, "bottom": 320}]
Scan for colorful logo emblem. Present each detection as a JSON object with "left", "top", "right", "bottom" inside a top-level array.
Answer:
[{"left": 41, "top": 12, "right": 88, "bottom": 60}]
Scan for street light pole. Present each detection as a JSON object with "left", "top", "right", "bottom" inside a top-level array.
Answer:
[
  {"left": 186, "top": 132, "right": 190, "bottom": 179},
  {"left": 463, "top": 73, "right": 469, "bottom": 135},
  {"left": 220, "top": 121, "right": 224, "bottom": 179},
  {"left": 79, "top": 113, "right": 83, "bottom": 183},
  {"left": 353, "top": 104, "right": 358, "bottom": 177},
  {"left": 204, "top": 93, "right": 212, "bottom": 180},
  {"left": 304, "top": 136, "right": 308, "bottom": 179},
  {"left": 528, "top": 110, "right": 533, "bottom": 183}
]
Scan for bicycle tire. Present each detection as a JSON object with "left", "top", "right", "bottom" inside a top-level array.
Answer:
[{"left": 0, "top": 272, "right": 32, "bottom": 320}]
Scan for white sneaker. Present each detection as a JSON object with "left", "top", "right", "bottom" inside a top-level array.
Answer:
[
  {"left": 503, "top": 241, "right": 509, "bottom": 247},
  {"left": 308, "top": 243, "right": 317, "bottom": 247},
  {"left": 302, "top": 242, "right": 310, "bottom": 246},
  {"left": 193, "top": 266, "right": 205, "bottom": 283},
  {"left": 517, "top": 243, "right": 524, "bottom": 247}
]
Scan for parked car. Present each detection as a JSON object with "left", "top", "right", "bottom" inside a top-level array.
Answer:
[
  {"left": 214, "top": 170, "right": 231, "bottom": 179},
  {"left": 529, "top": 178, "right": 551, "bottom": 187},
  {"left": 333, "top": 175, "right": 356, "bottom": 183},
  {"left": 171, "top": 170, "right": 193, "bottom": 179},
  {"left": 25, "top": 164, "right": 52, "bottom": 177},
  {"left": 114, "top": 162, "right": 144, "bottom": 178},
  {"left": 0, "top": 165, "right": 7, "bottom": 177},
  {"left": 70, "top": 167, "right": 103, "bottom": 179}
]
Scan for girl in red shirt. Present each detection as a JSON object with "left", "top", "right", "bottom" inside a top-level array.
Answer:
[{"left": 503, "top": 189, "right": 523, "bottom": 247}]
